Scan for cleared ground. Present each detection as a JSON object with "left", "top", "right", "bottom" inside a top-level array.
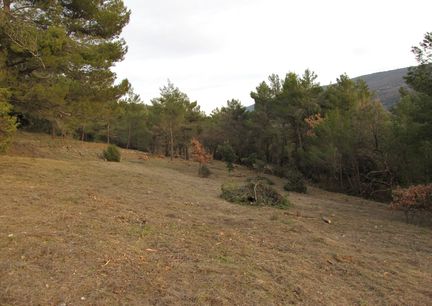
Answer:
[{"left": 0, "top": 133, "right": 431, "bottom": 305}]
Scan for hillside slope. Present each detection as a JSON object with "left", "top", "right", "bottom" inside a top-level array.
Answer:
[
  {"left": 1, "top": 133, "right": 431, "bottom": 305},
  {"left": 352, "top": 67, "right": 409, "bottom": 109}
]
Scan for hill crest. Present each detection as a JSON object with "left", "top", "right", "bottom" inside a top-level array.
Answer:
[{"left": 246, "top": 67, "right": 410, "bottom": 111}]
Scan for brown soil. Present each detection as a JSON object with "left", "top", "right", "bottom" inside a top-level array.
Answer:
[{"left": 1, "top": 132, "right": 431, "bottom": 305}]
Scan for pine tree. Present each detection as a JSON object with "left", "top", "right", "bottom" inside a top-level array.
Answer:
[
  {"left": 0, "top": 1, "right": 130, "bottom": 135},
  {"left": 390, "top": 31, "right": 432, "bottom": 183},
  {"left": 151, "top": 81, "right": 200, "bottom": 160}
]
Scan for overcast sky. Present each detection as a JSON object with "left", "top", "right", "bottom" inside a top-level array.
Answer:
[{"left": 113, "top": 0, "right": 432, "bottom": 113}]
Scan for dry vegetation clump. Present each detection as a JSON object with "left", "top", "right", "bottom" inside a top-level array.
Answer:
[
  {"left": 304, "top": 113, "right": 324, "bottom": 136},
  {"left": 221, "top": 181, "right": 290, "bottom": 209},
  {"left": 390, "top": 184, "right": 432, "bottom": 222},
  {"left": 137, "top": 153, "right": 149, "bottom": 161},
  {"left": 191, "top": 138, "right": 212, "bottom": 177}
]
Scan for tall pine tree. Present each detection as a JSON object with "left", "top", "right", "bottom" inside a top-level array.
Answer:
[{"left": 0, "top": 0, "right": 130, "bottom": 136}]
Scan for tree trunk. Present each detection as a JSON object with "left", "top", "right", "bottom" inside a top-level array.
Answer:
[
  {"left": 265, "top": 140, "right": 271, "bottom": 163},
  {"left": 339, "top": 157, "right": 343, "bottom": 189},
  {"left": 51, "top": 125, "right": 56, "bottom": 139},
  {"left": 164, "top": 136, "right": 169, "bottom": 157},
  {"left": 296, "top": 124, "right": 304, "bottom": 151},
  {"left": 81, "top": 126, "right": 85, "bottom": 142},
  {"left": 152, "top": 135, "right": 158, "bottom": 154},
  {"left": 346, "top": 172, "right": 354, "bottom": 191},
  {"left": 373, "top": 129, "right": 379, "bottom": 151},
  {"left": 281, "top": 129, "right": 288, "bottom": 166},
  {"left": 4, "top": 0, "right": 11, "bottom": 12},
  {"left": 349, "top": 159, "right": 361, "bottom": 194},
  {"left": 169, "top": 123, "right": 174, "bottom": 161},
  {"left": 354, "top": 160, "right": 361, "bottom": 193},
  {"left": 127, "top": 123, "right": 131, "bottom": 149},
  {"left": 185, "top": 145, "right": 189, "bottom": 160},
  {"left": 107, "top": 123, "right": 110, "bottom": 144}
]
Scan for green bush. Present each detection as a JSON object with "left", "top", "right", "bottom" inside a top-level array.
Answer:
[
  {"left": 273, "top": 165, "right": 289, "bottom": 178},
  {"left": 103, "top": 144, "right": 121, "bottom": 162},
  {"left": 221, "top": 182, "right": 290, "bottom": 209},
  {"left": 198, "top": 164, "right": 211, "bottom": 177},
  {"left": 217, "top": 142, "right": 237, "bottom": 172},
  {"left": 240, "top": 153, "right": 258, "bottom": 169},
  {"left": 283, "top": 170, "right": 307, "bottom": 193},
  {"left": 252, "top": 159, "right": 268, "bottom": 173}
]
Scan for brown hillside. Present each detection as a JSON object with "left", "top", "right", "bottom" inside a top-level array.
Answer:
[{"left": 1, "top": 133, "right": 431, "bottom": 305}]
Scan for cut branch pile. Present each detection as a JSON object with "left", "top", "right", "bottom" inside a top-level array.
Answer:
[{"left": 221, "top": 182, "right": 290, "bottom": 209}]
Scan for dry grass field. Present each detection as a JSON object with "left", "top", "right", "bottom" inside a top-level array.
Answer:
[{"left": 1, "top": 133, "right": 431, "bottom": 305}]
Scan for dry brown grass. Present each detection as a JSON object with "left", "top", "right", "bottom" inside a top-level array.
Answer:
[{"left": 1, "top": 132, "right": 431, "bottom": 305}]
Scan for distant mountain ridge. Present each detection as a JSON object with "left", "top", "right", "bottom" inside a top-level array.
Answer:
[
  {"left": 352, "top": 67, "right": 409, "bottom": 109},
  {"left": 246, "top": 67, "right": 410, "bottom": 111}
]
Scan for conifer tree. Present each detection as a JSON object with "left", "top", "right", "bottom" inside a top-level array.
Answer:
[
  {"left": 0, "top": 0, "right": 130, "bottom": 135},
  {"left": 391, "top": 31, "right": 432, "bottom": 183},
  {"left": 151, "top": 82, "right": 201, "bottom": 160}
]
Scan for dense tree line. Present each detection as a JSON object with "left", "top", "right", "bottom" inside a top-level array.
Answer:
[
  {"left": 199, "top": 33, "right": 432, "bottom": 200},
  {"left": 0, "top": 2, "right": 430, "bottom": 200}
]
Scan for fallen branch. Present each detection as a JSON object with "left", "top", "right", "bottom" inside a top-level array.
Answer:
[{"left": 322, "top": 216, "right": 332, "bottom": 224}]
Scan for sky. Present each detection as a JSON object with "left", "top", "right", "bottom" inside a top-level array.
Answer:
[{"left": 113, "top": 0, "right": 432, "bottom": 113}]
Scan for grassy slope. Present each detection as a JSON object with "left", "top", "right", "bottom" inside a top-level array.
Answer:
[{"left": 1, "top": 133, "right": 431, "bottom": 305}]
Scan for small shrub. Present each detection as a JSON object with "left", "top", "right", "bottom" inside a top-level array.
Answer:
[
  {"left": 198, "top": 164, "right": 211, "bottom": 178},
  {"left": 217, "top": 142, "right": 237, "bottom": 172},
  {"left": 390, "top": 184, "right": 432, "bottom": 223},
  {"left": 103, "top": 144, "right": 121, "bottom": 162},
  {"left": 252, "top": 159, "right": 269, "bottom": 173},
  {"left": 272, "top": 165, "right": 307, "bottom": 193},
  {"left": 240, "top": 153, "right": 258, "bottom": 169},
  {"left": 221, "top": 182, "right": 290, "bottom": 209},
  {"left": 272, "top": 166, "right": 284, "bottom": 178},
  {"left": 273, "top": 165, "right": 293, "bottom": 178},
  {"left": 283, "top": 170, "right": 307, "bottom": 193}
]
